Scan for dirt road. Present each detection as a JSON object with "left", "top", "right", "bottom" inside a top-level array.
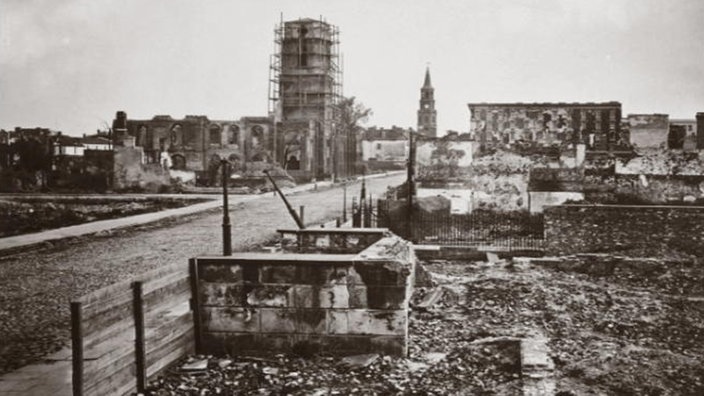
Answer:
[{"left": 0, "top": 173, "right": 404, "bottom": 374}]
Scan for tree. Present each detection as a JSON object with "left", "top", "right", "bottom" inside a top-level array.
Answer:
[{"left": 336, "top": 96, "right": 372, "bottom": 178}]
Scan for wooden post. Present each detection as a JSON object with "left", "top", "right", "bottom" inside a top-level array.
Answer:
[
  {"left": 336, "top": 217, "right": 341, "bottom": 228},
  {"left": 189, "top": 259, "right": 203, "bottom": 354},
  {"left": 342, "top": 184, "right": 347, "bottom": 223},
  {"left": 71, "top": 301, "right": 83, "bottom": 396},
  {"left": 132, "top": 281, "right": 146, "bottom": 393},
  {"left": 221, "top": 160, "right": 232, "bottom": 256},
  {"left": 299, "top": 205, "right": 305, "bottom": 226}
]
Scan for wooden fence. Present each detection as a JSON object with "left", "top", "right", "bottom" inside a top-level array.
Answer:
[{"left": 70, "top": 262, "right": 196, "bottom": 396}]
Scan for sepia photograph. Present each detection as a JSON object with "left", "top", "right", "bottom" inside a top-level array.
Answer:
[{"left": 1, "top": 0, "right": 703, "bottom": 394}]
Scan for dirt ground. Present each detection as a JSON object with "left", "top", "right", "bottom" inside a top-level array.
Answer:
[
  {"left": 0, "top": 197, "right": 207, "bottom": 237},
  {"left": 145, "top": 257, "right": 704, "bottom": 395}
]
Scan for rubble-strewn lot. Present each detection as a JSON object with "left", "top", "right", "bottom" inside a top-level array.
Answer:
[
  {"left": 145, "top": 257, "right": 704, "bottom": 395},
  {"left": 0, "top": 197, "right": 208, "bottom": 237}
]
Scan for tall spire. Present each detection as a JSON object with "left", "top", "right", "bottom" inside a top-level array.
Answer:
[
  {"left": 423, "top": 66, "right": 432, "bottom": 88},
  {"left": 417, "top": 66, "right": 437, "bottom": 138}
]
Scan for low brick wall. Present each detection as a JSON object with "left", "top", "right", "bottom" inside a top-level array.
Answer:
[
  {"left": 192, "top": 232, "right": 415, "bottom": 357},
  {"left": 544, "top": 204, "right": 704, "bottom": 256}
]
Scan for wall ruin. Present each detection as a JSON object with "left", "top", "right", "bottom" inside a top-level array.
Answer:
[{"left": 193, "top": 229, "right": 415, "bottom": 357}]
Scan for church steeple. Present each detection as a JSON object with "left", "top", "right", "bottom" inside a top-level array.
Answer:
[
  {"left": 423, "top": 67, "right": 432, "bottom": 88},
  {"left": 417, "top": 67, "right": 437, "bottom": 137}
]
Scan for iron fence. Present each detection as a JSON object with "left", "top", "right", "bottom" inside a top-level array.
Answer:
[{"left": 377, "top": 200, "right": 544, "bottom": 251}]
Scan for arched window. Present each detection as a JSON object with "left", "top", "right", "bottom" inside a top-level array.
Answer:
[
  {"left": 209, "top": 124, "right": 222, "bottom": 145},
  {"left": 251, "top": 125, "right": 264, "bottom": 147},
  {"left": 170, "top": 124, "right": 182, "bottom": 146},
  {"left": 286, "top": 155, "right": 300, "bottom": 170},
  {"left": 171, "top": 154, "right": 186, "bottom": 170}
]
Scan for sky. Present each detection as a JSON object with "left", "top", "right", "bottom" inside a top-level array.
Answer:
[{"left": 1, "top": 0, "right": 703, "bottom": 136}]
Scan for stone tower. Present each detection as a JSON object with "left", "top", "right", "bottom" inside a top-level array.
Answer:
[
  {"left": 269, "top": 17, "right": 348, "bottom": 180},
  {"left": 417, "top": 67, "right": 437, "bottom": 138}
]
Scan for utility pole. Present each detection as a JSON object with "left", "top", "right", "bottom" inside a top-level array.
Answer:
[
  {"left": 221, "top": 159, "right": 232, "bottom": 256},
  {"left": 406, "top": 131, "right": 415, "bottom": 241}
]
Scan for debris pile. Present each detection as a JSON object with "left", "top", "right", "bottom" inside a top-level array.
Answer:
[{"left": 144, "top": 257, "right": 704, "bottom": 395}]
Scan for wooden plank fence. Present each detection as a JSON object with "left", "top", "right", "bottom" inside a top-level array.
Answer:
[{"left": 70, "top": 262, "right": 196, "bottom": 396}]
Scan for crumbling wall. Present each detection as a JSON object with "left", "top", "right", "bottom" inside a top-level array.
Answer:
[
  {"left": 113, "top": 145, "right": 170, "bottom": 191},
  {"left": 628, "top": 114, "right": 669, "bottom": 149},
  {"left": 194, "top": 233, "right": 415, "bottom": 356},
  {"left": 544, "top": 204, "right": 704, "bottom": 257}
]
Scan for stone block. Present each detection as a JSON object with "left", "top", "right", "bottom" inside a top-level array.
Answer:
[
  {"left": 328, "top": 309, "right": 406, "bottom": 336},
  {"left": 351, "top": 260, "right": 411, "bottom": 286},
  {"left": 291, "top": 285, "right": 315, "bottom": 308},
  {"left": 348, "top": 285, "right": 368, "bottom": 308},
  {"left": 197, "top": 261, "right": 259, "bottom": 283},
  {"left": 318, "top": 285, "right": 350, "bottom": 308},
  {"left": 296, "top": 263, "right": 348, "bottom": 285},
  {"left": 197, "top": 262, "right": 244, "bottom": 283},
  {"left": 259, "top": 264, "right": 297, "bottom": 283},
  {"left": 199, "top": 282, "right": 247, "bottom": 306},
  {"left": 246, "top": 284, "right": 293, "bottom": 307},
  {"left": 202, "top": 307, "right": 259, "bottom": 332},
  {"left": 364, "top": 286, "right": 409, "bottom": 309},
  {"left": 260, "top": 308, "right": 326, "bottom": 334}
]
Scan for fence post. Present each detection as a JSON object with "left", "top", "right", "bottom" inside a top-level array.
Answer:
[
  {"left": 352, "top": 197, "right": 361, "bottom": 227},
  {"left": 132, "top": 281, "right": 146, "bottom": 393},
  {"left": 299, "top": 205, "right": 305, "bottom": 226},
  {"left": 189, "top": 259, "right": 203, "bottom": 354},
  {"left": 71, "top": 301, "right": 83, "bottom": 396},
  {"left": 342, "top": 184, "right": 347, "bottom": 223}
]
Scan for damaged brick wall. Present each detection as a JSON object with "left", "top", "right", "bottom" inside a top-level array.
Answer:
[
  {"left": 544, "top": 204, "right": 704, "bottom": 257},
  {"left": 193, "top": 232, "right": 415, "bottom": 357}
]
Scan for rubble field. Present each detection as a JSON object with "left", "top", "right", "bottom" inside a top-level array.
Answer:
[
  {"left": 144, "top": 257, "right": 704, "bottom": 395},
  {"left": 0, "top": 197, "right": 208, "bottom": 238}
]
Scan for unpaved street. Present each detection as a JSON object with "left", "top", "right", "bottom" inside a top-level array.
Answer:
[{"left": 0, "top": 173, "right": 404, "bottom": 374}]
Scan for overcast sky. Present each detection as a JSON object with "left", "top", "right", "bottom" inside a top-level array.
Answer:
[{"left": 1, "top": 0, "right": 703, "bottom": 136}]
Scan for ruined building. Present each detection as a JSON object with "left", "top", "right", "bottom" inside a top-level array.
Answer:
[
  {"left": 417, "top": 67, "right": 437, "bottom": 138},
  {"left": 110, "top": 17, "right": 356, "bottom": 186},
  {"left": 112, "top": 111, "right": 275, "bottom": 183},
  {"left": 468, "top": 102, "right": 624, "bottom": 151},
  {"left": 269, "top": 17, "right": 351, "bottom": 181}
]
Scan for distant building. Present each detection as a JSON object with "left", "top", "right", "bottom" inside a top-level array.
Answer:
[
  {"left": 467, "top": 102, "right": 624, "bottom": 151},
  {"left": 628, "top": 114, "right": 669, "bottom": 149},
  {"left": 668, "top": 118, "right": 697, "bottom": 151},
  {"left": 417, "top": 67, "right": 437, "bottom": 138},
  {"left": 697, "top": 113, "right": 704, "bottom": 150},
  {"left": 53, "top": 134, "right": 84, "bottom": 157},
  {"left": 361, "top": 126, "right": 409, "bottom": 170},
  {"left": 81, "top": 134, "right": 113, "bottom": 151}
]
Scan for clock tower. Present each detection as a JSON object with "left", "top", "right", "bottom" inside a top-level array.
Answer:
[{"left": 417, "top": 67, "right": 437, "bottom": 137}]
